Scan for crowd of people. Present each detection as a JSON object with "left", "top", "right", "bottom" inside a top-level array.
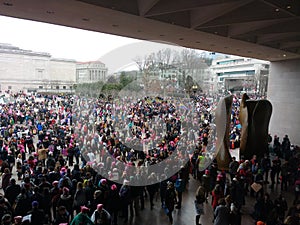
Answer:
[
  {"left": 0, "top": 91, "right": 214, "bottom": 225},
  {"left": 0, "top": 90, "right": 297, "bottom": 225},
  {"left": 192, "top": 147, "right": 300, "bottom": 225},
  {"left": 191, "top": 92, "right": 300, "bottom": 225}
]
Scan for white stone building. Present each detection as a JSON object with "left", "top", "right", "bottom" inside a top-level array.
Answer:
[
  {"left": 210, "top": 56, "right": 270, "bottom": 93},
  {"left": 0, "top": 43, "right": 76, "bottom": 93},
  {"left": 76, "top": 61, "right": 108, "bottom": 83}
]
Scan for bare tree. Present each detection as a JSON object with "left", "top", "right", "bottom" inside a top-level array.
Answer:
[{"left": 133, "top": 48, "right": 212, "bottom": 93}]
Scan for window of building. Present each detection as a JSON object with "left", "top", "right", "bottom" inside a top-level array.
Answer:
[
  {"left": 63, "top": 86, "right": 66, "bottom": 89},
  {"left": 56, "top": 86, "right": 59, "bottom": 89},
  {"left": 39, "top": 86, "right": 43, "bottom": 89},
  {"left": 8, "top": 86, "right": 12, "bottom": 90}
]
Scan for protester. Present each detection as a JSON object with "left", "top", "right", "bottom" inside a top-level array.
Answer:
[
  {"left": 53, "top": 205, "right": 70, "bottom": 225},
  {"left": 4, "top": 178, "right": 20, "bottom": 207},
  {"left": 91, "top": 204, "right": 111, "bottom": 225},
  {"left": 26, "top": 201, "right": 45, "bottom": 225},
  {"left": 70, "top": 206, "right": 94, "bottom": 225},
  {"left": 195, "top": 185, "right": 205, "bottom": 225},
  {"left": 0, "top": 90, "right": 296, "bottom": 225},
  {"left": 164, "top": 181, "right": 177, "bottom": 224},
  {"left": 213, "top": 198, "right": 230, "bottom": 225}
]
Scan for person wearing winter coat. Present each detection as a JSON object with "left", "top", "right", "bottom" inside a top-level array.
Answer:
[
  {"left": 119, "top": 180, "right": 131, "bottom": 223},
  {"left": 57, "top": 187, "right": 73, "bottom": 218},
  {"left": 164, "top": 181, "right": 177, "bottom": 224},
  {"left": 146, "top": 173, "right": 159, "bottom": 210},
  {"left": 274, "top": 193, "right": 288, "bottom": 222},
  {"left": 26, "top": 201, "right": 46, "bottom": 225},
  {"left": 70, "top": 206, "right": 94, "bottom": 225},
  {"left": 212, "top": 184, "right": 224, "bottom": 211},
  {"left": 214, "top": 198, "right": 230, "bottom": 225},
  {"left": 201, "top": 170, "right": 211, "bottom": 202},
  {"left": 53, "top": 205, "right": 70, "bottom": 225},
  {"left": 107, "top": 184, "right": 120, "bottom": 225},
  {"left": 73, "top": 182, "right": 87, "bottom": 214},
  {"left": 195, "top": 185, "right": 205, "bottom": 225},
  {"left": 4, "top": 178, "right": 21, "bottom": 207},
  {"left": 175, "top": 174, "right": 185, "bottom": 209},
  {"left": 91, "top": 204, "right": 111, "bottom": 225},
  {"left": 229, "top": 202, "right": 241, "bottom": 225},
  {"left": 1, "top": 168, "right": 12, "bottom": 191}
]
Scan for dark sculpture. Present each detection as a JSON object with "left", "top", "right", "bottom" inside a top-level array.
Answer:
[{"left": 239, "top": 93, "right": 273, "bottom": 160}]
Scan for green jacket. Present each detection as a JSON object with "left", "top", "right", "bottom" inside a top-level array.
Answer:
[{"left": 70, "top": 212, "right": 94, "bottom": 225}]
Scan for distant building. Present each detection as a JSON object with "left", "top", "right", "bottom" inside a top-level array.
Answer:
[
  {"left": 210, "top": 56, "right": 270, "bottom": 93},
  {"left": 0, "top": 43, "right": 76, "bottom": 93},
  {"left": 155, "top": 61, "right": 214, "bottom": 94},
  {"left": 76, "top": 61, "right": 108, "bottom": 83}
]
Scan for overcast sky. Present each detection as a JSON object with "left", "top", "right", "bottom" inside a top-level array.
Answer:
[
  {"left": 0, "top": 15, "right": 213, "bottom": 74},
  {"left": 0, "top": 15, "right": 140, "bottom": 62},
  {"left": 0, "top": 15, "right": 198, "bottom": 74}
]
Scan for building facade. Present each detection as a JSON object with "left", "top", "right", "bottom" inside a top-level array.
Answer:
[
  {"left": 210, "top": 56, "right": 270, "bottom": 94},
  {"left": 76, "top": 61, "right": 108, "bottom": 83},
  {"left": 0, "top": 43, "right": 76, "bottom": 93}
]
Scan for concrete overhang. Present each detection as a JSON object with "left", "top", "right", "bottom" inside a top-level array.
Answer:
[{"left": 0, "top": 0, "right": 299, "bottom": 61}]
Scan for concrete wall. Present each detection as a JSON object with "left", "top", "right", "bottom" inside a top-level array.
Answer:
[{"left": 268, "top": 59, "right": 300, "bottom": 146}]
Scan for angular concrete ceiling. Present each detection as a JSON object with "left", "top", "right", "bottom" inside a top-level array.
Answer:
[{"left": 1, "top": 0, "right": 300, "bottom": 61}]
